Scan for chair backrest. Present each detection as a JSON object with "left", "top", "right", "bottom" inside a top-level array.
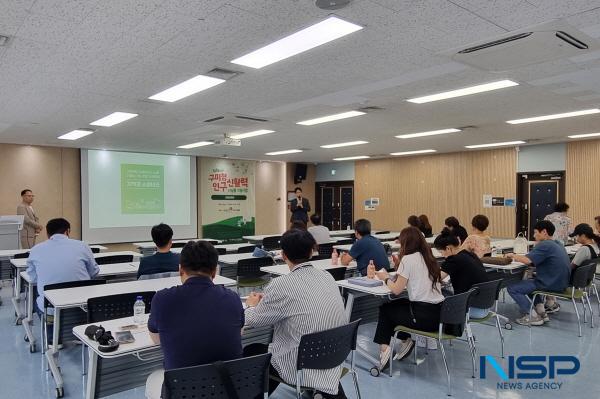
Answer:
[
  {"left": 95, "top": 254, "right": 134, "bottom": 265},
  {"left": 326, "top": 267, "right": 347, "bottom": 281},
  {"left": 43, "top": 279, "right": 106, "bottom": 309},
  {"left": 297, "top": 319, "right": 361, "bottom": 371},
  {"left": 237, "top": 245, "right": 257, "bottom": 253},
  {"left": 13, "top": 251, "right": 29, "bottom": 259},
  {"left": 572, "top": 261, "right": 596, "bottom": 289},
  {"left": 469, "top": 279, "right": 503, "bottom": 309},
  {"left": 336, "top": 238, "right": 354, "bottom": 245},
  {"left": 163, "top": 353, "right": 272, "bottom": 399},
  {"left": 87, "top": 291, "right": 155, "bottom": 323},
  {"left": 439, "top": 289, "right": 476, "bottom": 325},
  {"left": 138, "top": 271, "right": 179, "bottom": 280},
  {"left": 237, "top": 257, "right": 274, "bottom": 278},
  {"left": 383, "top": 243, "right": 392, "bottom": 255},
  {"left": 90, "top": 247, "right": 101, "bottom": 253},
  {"left": 215, "top": 247, "right": 226, "bottom": 255},
  {"left": 262, "top": 236, "right": 281, "bottom": 251},
  {"left": 170, "top": 242, "right": 187, "bottom": 248},
  {"left": 202, "top": 240, "right": 219, "bottom": 246},
  {"left": 377, "top": 231, "right": 390, "bottom": 235},
  {"left": 317, "top": 242, "right": 335, "bottom": 258}
]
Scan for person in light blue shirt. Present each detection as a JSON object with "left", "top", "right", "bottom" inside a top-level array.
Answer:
[{"left": 26, "top": 218, "right": 100, "bottom": 312}]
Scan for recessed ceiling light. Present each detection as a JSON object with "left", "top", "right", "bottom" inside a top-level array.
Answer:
[
  {"left": 229, "top": 129, "right": 275, "bottom": 139},
  {"left": 407, "top": 80, "right": 519, "bottom": 104},
  {"left": 568, "top": 132, "right": 600, "bottom": 139},
  {"left": 57, "top": 129, "right": 95, "bottom": 140},
  {"left": 231, "top": 16, "right": 363, "bottom": 69},
  {"left": 320, "top": 140, "right": 368, "bottom": 148},
  {"left": 390, "top": 149, "right": 437, "bottom": 156},
  {"left": 333, "top": 155, "right": 370, "bottom": 161},
  {"left": 465, "top": 140, "right": 525, "bottom": 149},
  {"left": 395, "top": 128, "right": 461, "bottom": 139},
  {"left": 90, "top": 112, "right": 138, "bottom": 127},
  {"left": 177, "top": 141, "right": 214, "bottom": 149},
  {"left": 265, "top": 149, "right": 303, "bottom": 155},
  {"left": 149, "top": 75, "right": 225, "bottom": 102},
  {"left": 297, "top": 110, "right": 365, "bottom": 126},
  {"left": 506, "top": 108, "right": 600, "bottom": 124}
]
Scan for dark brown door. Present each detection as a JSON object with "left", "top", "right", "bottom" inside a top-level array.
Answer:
[
  {"left": 516, "top": 172, "right": 565, "bottom": 239},
  {"left": 315, "top": 181, "right": 354, "bottom": 230}
]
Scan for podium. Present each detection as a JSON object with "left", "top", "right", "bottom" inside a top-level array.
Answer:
[{"left": 0, "top": 215, "right": 24, "bottom": 250}]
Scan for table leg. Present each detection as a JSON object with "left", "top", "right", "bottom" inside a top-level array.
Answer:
[
  {"left": 344, "top": 292, "right": 381, "bottom": 369},
  {"left": 46, "top": 307, "right": 64, "bottom": 395},
  {"left": 22, "top": 279, "right": 36, "bottom": 352},
  {"left": 12, "top": 268, "right": 25, "bottom": 324},
  {"left": 85, "top": 349, "right": 98, "bottom": 399}
]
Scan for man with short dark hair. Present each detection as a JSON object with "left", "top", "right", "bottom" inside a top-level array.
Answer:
[
  {"left": 308, "top": 214, "right": 331, "bottom": 244},
  {"left": 341, "top": 218, "right": 390, "bottom": 275},
  {"left": 244, "top": 229, "right": 347, "bottom": 398},
  {"left": 17, "top": 189, "right": 43, "bottom": 249},
  {"left": 290, "top": 187, "right": 310, "bottom": 224},
  {"left": 145, "top": 241, "right": 244, "bottom": 399},
  {"left": 137, "top": 223, "right": 180, "bottom": 279},
  {"left": 506, "top": 220, "right": 571, "bottom": 326},
  {"left": 26, "top": 218, "right": 99, "bottom": 312}
]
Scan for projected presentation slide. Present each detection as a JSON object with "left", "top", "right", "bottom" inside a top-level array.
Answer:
[{"left": 82, "top": 149, "right": 197, "bottom": 243}]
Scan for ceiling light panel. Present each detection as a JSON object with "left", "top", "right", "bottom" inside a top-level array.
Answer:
[
  {"left": 465, "top": 140, "right": 525, "bottom": 149},
  {"left": 229, "top": 130, "right": 275, "bottom": 139},
  {"left": 90, "top": 112, "right": 138, "bottom": 127},
  {"left": 320, "top": 140, "right": 368, "bottom": 148},
  {"left": 568, "top": 132, "right": 600, "bottom": 139},
  {"left": 506, "top": 108, "right": 600, "bottom": 124},
  {"left": 231, "top": 16, "right": 363, "bottom": 69},
  {"left": 297, "top": 111, "right": 365, "bottom": 126},
  {"left": 390, "top": 149, "right": 437, "bottom": 156},
  {"left": 58, "top": 129, "right": 95, "bottom": 140},
  {"left": 265, "top": 149, "right": 303, "bottom": 155},
  {"left": 395, "top": 128, "right": 461, "bottom": 139},
  {"left": 177, "top": 141, "right": 214, "bottom": 149},
  {"left": 149, "top": 75, "right": 225, "bottom": 102},
  {"left": 333, "top": 155, "right": 370, "bottom": 161},
  {"left": 407, "top": 80, "right": 519, "bottom": 104}
]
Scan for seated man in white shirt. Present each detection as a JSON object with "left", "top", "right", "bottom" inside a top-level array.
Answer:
[
  {"left": 308, "top": 214, "right": 331, "bottom": 245},
  {"left": 243, "top": 229, "right": 348, "bottom": 398}
]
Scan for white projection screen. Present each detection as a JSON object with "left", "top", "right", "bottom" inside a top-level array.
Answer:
[{"left": 81, "top": 149, "right": 197, "bottom": 243}]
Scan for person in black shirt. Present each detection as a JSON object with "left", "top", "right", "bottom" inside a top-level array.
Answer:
[
  {"left": 444, "top": 216, "right": 468, "bottom": 244},
  {"left": 137, "top": 223, "right": 180, "bottom": 279},
  {"left": 434, "top": 228, "right": 490, "bottom": 318},
  {"left": 418, "top": 214, "right": 433, "bottom": 238}
]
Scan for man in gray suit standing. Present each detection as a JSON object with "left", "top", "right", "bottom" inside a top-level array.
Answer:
[{"left": 17, "top": 189, "right": 42, "bottom": 249}]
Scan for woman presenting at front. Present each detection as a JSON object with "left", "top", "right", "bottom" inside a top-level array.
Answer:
[{"left": 368, "top": 226, "right": 445, "bottom": 368}]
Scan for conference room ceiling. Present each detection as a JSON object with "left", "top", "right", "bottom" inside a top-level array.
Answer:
[{"left": 1, "top": 0, "right": 600, "bottom": 162}]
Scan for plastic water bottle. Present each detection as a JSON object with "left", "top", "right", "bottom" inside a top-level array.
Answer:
[
  {"left": 331, "top": 249, "right": 339, "bottom": 265},
  {"left": 367, "top": 260, "right": 376, "bottom": 279},
  {"left": 133, "top": 296, "right": 145, "bottom": 324}
]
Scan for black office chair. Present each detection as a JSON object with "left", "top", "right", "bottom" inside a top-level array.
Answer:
[
  {"left": 90, "top": 247, "right": 101, "bottom": 254},
  {"left": 262, "top": 236, "right": 281, "bottom": 251},
  {"left": 383, "top": 243, "right": 392, "bottom": 256},
  {"left": 237, "top": 245, "right": 257, "bottom": 253},
  {"left": 95, "top": 255, "right": 134, "bottom": 265},
  {"left": 377, "top": 231, "right": 390, "bottom": 235},
  {"left": 467, "top": 279, "right": 505, "bottom": 358},
  {"left": 202, "top": 239, "right": 219, "bottom": 246},
  {"left": 163, "top": 353, "right": 272, "bottom": 399},
  {"left": 86, "top": 291, "right": 155, "bottom": 323},
  {"left": 317, "top": 242, "right": 335, "bottom": 258},
  {"left": 38, "top": 280, "right": 107, "bottom": 353},
  {"left": 326, "top": 267, "right": 347, "bottom": 281},
  {"left": 216, "top": 247, "right": 226, "bottom": 255},
  {"left": 13, "top": 252, "right": 29, "bottom": 259},
  {"left": 336, "top": 238, "right": 354, "bottom": 245},
  {"left": 288, "top": 319, "right": 362, "bottom": 399},
  {"left": 236, "top": 257, "right": 274, "bottom": 291},
  {"left": 170, "top": 242, "right": 188, "bottom": 248}
]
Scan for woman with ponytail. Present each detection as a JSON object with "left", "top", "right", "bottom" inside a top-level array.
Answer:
[
  {"left": 434, "top": 228, "right": 491, "bottom": 318},
  {"left": 368, "top": 227, "right": 444, "bottom": 369}
]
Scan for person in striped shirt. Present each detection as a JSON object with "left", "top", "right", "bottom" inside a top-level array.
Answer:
[{"left": 244, "top": 228, "right": 348, "bottom": 398}]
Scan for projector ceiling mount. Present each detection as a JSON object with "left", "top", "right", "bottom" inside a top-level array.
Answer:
[{"left": 315, "top": 0, "right": 351, "bottom": 10}]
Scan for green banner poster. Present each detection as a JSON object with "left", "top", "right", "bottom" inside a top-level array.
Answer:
[
  {"left": 121, "top": 163, "right": 165, "bottom": 214},
  {"left": 201, "top": 158, "right": 255, "bottom": 241}
]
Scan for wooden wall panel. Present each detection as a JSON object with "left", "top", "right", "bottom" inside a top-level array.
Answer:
[
  {"left": 566, "top": 139, "right": 600, "bottom": 225},
  {"left": 354, "top": 148, "right": 517, "bottom": 238}
]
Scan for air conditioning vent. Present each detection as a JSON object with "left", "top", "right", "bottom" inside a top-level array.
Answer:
[
  {"left": 444, "top": 21, "right": 599, "bottom": 72},
  {"left": 201, "top": 112, "right": 274, "bottom": 128},
  {"left": 357, "top": 106, "right": 385, "bottom": 112},
  {"left": 205, "top": 67, "right": 242, "bottom": 80},
  {"left": 0, "top": 35, "right": 10, "bottom": 46}
]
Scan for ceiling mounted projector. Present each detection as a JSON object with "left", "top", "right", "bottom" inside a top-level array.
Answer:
[{"left": 316, "top": 0, "right": 351, "bottom": 10}]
